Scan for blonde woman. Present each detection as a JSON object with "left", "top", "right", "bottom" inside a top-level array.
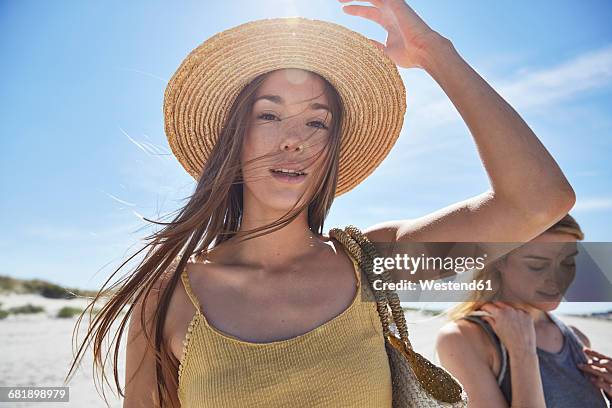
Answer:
[
  {"left": 436, "top": 214, "right": 611, "bottom": 407},
  {"left": 65, "top": 2, "right": 577, "bottom": 407}
]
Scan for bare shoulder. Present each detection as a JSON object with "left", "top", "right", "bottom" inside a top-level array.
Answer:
[
  {"left": 568, "top": 324, "right": 591, "bottom": 348},
  {"left": 130, "top": 260, "right": 174, "bottom": 328},
  {"left": 436, "top": 318, "right": 499, "bottom": 371},
  {"left": 131, "top": 258, "right": 179, "bottom": 324},
  {"left": 127, "top": 257, "right": 185, "bottom": 360},
  {"left": 437, "top": 319, "right": 492, "bottom": 355},
  {"left": 363, "top": 220, "right": 402, "bottom": 242},
  {"left": 436, "top": 319, "right": 509, "bottom": 407},
  {"left": 362, "top": 220, "right": 411, "bottom": 258}
]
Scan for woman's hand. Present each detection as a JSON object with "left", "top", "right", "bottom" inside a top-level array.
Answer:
[
  {"left": 479, "top": 301, "right": 538, "bottom": 357},
  {"left": 338, "top": 0, "right": 447, "bottom": 69},
  {"left": 579, "top": 348, "right": 612, "bottom": 398}
]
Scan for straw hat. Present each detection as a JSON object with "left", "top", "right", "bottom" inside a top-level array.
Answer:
[{"left": 164, "top": 17, "right": 406, "bottom": 197}]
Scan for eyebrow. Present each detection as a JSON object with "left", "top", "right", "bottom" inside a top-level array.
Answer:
[
  {"left": 522, "top": 250, "right": 579, "bottom": 261},
  {"left": 254, "top": 94, "right": 331, "bottom": 113}
]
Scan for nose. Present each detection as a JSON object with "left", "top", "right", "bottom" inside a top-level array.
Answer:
[
  {"left": 279, "top": 136, "right": 304, "bottom": 152},
  {"left": 280, "top": 143, "right": 304, "bottom": 152}
]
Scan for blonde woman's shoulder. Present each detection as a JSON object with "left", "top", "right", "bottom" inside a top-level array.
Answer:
[
  {"left": 435, "top": 319, "right": 509, "bottom": 407},
  {"left": 436, "top": 319, "right": 500, "bottom": 374}
]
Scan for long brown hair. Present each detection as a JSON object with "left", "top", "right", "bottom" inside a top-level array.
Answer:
[
  {"left": 64, "top": 68, "right": 344, "bottom": 407},
  {"left": 446, "top": 213, "right": 584, "bottom": 321}
]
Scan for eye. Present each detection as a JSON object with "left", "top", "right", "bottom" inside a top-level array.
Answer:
[
  {"left": 308, "top": 120, "right": 329, "bottom": 130},
  {"left": 526, "top": 262, "right": 548, "bottom": 271},
  {"left": 258, "top": 113, "right": 279, "bottom": 121}
]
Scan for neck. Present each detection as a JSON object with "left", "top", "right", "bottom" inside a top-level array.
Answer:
[
  {"left": 524, "top": 305, "right": 550, "bottom": 326},
  {"left": 497, "top": 290, "right": 551, "bottom": 326},
  {"left": 224, "top": 206, "right": 325, "bottom": 269}
]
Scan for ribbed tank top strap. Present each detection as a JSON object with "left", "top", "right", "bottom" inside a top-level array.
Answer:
[{"left": 180, "top": 268, "right": 202, "bottom": 314}]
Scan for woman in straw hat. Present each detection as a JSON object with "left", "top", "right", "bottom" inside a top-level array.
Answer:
[
  {"left": 436, "top": 214, "right": 611, "bottom": 407},
  {"left": 66, "top": 1, "right": 576, "bottom": 407}
]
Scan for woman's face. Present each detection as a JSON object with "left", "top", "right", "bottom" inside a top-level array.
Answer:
[
  {"left": 241, "top": 68, "right": 332, "bottom": 212},
  {"left": 497, "top": 232, "right": 578, "bottom": 311}
]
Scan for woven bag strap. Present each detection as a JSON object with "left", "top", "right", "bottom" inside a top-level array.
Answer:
[
  {"left": 329, "top": 227, "right": 392, "bottom": 336},
  {"left": 329, "top": 225, "right": 413, "bottom": 350}
]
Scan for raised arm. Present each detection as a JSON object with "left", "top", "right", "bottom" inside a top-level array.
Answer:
[{"left": 340, "top": 1, "right": 575, "bottom": 268}]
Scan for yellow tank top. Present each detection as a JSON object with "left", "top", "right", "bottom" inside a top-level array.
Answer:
[{"left": 177, "top": 251, "right": 392, "bottom": 407}]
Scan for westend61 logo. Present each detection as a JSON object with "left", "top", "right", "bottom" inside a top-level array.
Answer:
[
  {"left": 372, "top": 253, "right": 488, "bottom": 275},
  {"left": 371, "top": 253, "right": 493, "bottom": 293}
]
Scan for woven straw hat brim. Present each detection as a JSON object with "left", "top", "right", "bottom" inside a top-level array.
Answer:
[{"left": 164, "top": 17, "right": 406, "bottom": 197}]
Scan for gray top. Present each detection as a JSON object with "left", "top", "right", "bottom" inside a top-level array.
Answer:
[{"left": 461, "top": 312, "right": 608, "bottom": 407}]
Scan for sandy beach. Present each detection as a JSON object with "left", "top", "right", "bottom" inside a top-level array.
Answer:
[{"left": 1, "top": 294, "right": 610, "bottom": 407}]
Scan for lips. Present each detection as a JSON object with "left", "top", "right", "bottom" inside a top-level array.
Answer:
[
  {"left": 269, "top": 169, "right": 306, "bottom": 176},
  {"left": 269, "top": 165, "right": 308, "bottom": 175},
  {"left": 536, "top": 290, "right": 561, "bottom": 298},
  {"left": 270, "top": 170, "right": 307, "bottom": 184}
]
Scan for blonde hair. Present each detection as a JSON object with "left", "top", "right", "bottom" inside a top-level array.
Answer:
[{"left": 446, "top": 213, "right": 584, "bottom": 321}]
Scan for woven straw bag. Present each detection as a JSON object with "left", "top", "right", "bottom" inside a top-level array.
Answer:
[{"left": 329, "top": 225, "right": 468, "bottom": 407}]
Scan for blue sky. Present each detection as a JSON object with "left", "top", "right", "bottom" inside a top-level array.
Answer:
[{"left": 1, "top": 1, "right": 611, "bottom": 312}]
